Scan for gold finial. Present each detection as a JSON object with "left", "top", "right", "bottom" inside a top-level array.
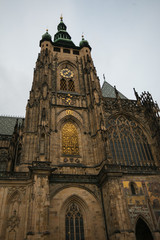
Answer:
[
  {"left": 82, "top": 32, "right": 84, "bottom": 40},
  {"left": 46, "top": 29, "right": 48, "bottom": 32},
  {"left": 60, "top": 14, "right": 63, "bottom": 21}
]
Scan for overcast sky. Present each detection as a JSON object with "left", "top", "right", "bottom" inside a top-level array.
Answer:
[{"left": 0, "top": 0, "right": 160, "bottom": 117}]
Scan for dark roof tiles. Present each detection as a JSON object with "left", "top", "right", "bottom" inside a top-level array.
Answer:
[
  {"left": 102, "top": 81, "right": 127, "bottom": 99},
  {"left": 0, "top": 116, "right": 23, "bottom": 136}
]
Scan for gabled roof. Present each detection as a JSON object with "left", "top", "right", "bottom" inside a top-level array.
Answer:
[
  {"left": 0, "top": 116, "right": 23, "bottom": 136},
  {"left": 102, "top": 81, "right": 127, "bottom": 99}
]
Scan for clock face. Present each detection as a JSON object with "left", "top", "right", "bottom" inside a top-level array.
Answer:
[{"left": 60, "top": 68, "right": 73, "bottom": 79}]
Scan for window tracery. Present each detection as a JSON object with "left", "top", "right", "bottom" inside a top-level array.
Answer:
[
  {"left": 62, "top": 122, "right": 79, "bottom": 156},
  {"left": 106, "top": 116, "right": 154, "bottom": 166},
  {"left": 65, "top": 203, "right": 84, "bottom": 240}
]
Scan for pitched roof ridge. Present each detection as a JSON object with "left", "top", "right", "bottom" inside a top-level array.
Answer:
[{"left": 101, "top": 80, "right": 127, "bottom": 99}]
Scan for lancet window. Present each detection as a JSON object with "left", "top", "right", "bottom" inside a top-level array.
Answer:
[
  {"left": 60, "top": 78, "right": 67, "bottom": 91},
  {"left": 62, "top": 122, "right": 79, "bottom": 156},
  {"left": 106, "top": 116, "right": 154, "bottom": 166},
  {"left": 65, "top": 203, "right": 84, "bottom": 240},
  {"left": 130, "top": 182, "right": 137, "bottom": 195}
]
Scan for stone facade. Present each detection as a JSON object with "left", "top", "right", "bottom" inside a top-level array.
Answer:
[{"left": 0, "top": 18, "right": 160, "bottom": 240}]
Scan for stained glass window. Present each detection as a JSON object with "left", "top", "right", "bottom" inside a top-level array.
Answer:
[
  {"left": 106, "top": 116, "right": 154, "bottom": 166},
  {"left": 62, "top": 122, "right": 79, "bottom": 155},
  {"left": 65, "top": 203, "right": 84, "bottom": 240}
]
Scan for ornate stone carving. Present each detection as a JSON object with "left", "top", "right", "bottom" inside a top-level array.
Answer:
[
  {"left": 148, "top": 182, "right": 160, "bottom": 198},
  {"left": 7, "top": 210, "right": 20, "bottom": 230}
]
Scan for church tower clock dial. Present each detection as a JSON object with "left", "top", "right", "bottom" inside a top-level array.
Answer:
[{"left": 60, "top": 68, "right": 74, "bottom": 78}]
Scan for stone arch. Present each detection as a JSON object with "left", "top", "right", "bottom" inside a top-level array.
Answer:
[
  {"left": 60, "top": 194, "right": 88, "bottom": 240},
  {"left": 57, "top": 61, "right": 79, "bottom": 93},
  {"left": 57, "top": 109, "right": 84, "bottom": 128},
  {"left": 49, "top": 186, "right": 106, "bottom": 240},
  {"left": 135, "top": 216, "right": 154, "bottom": 240},
  {"left": 106, "top": 114, "right": 155, "bottom": 166},
  {"left": 57, "top": 115, "right": 84, "bottom": 162},
  {"left": 58, "top": 60, "right": 77, "bottom": 70},
  {"left": 50, "top": 184, "right": 101, "bottom": 203},
  {"left": 2, "top": 190, "right": 22, "bottom": 240}
]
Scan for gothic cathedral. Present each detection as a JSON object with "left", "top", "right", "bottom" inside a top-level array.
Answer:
[{"left": 0, "top": 17, "right": 160, "bottom": 240}]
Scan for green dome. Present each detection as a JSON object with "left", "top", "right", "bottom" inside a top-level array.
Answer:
[
  {"left": 57, "top": 18, "right": 67, "bottom": 31},
  {"left": 79, "top": 35, "right": 91, "bottom": 50},
  {"left": 53, "top": 16, "right": 75, "bottom": 48},
  {"left": 42, "top": 30, "right": 52, "bottom": 41}
]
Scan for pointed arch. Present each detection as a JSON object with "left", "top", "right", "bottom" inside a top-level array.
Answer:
[
  {"left": 61, "top": 195, "right": 87, "bottom": 240},
  {"left": 135, "top": 217, "right": 153, "bottom": 240},
  {"left": 7, "top": 190, "right": 22, "bottom": 217}
]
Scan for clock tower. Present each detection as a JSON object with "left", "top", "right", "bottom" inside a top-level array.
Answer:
[
  {"left": 0, "top": 17, "right": 160, "bottom": 240},
  {"left": 20, "top": 17, "right": 104, "bottom": 172},
  {"left": 16, "top": 17, "right": 107, "bottom": 240}
]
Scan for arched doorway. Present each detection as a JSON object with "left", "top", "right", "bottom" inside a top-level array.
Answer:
[{"left": 135, "top": 218, "right": 153, "bottom": 240}]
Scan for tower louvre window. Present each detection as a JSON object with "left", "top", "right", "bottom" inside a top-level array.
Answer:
[
  {"left": 60, "top": 79, "right": 67, "bottom": 91},
  {"left": 106, "top": 116, "right": 154, "bottom": 166},
  {"left": 65, "top": 203, "right": 84, "bottom": 240},
  {"left": 68, "top": 80, "right": 75, "bottom": 92},
  {"left": 60, "top": 79, "right": 75, "bottom": 92}
]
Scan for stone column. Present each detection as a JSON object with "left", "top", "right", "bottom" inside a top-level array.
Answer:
[{"left": 26, "top": 161, "right": 53, "bottom": 240}]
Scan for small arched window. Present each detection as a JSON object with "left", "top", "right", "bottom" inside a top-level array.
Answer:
[
  {"left": 130, "top": 182, "right": 137, "bottom": 195},
  {"left": 62, "top": 122, "right": 79, "bottom": 156},
  {"left": 65, "top": 203, "right": 85, "bottom": 240},
  {"left": 60, "top": 79, "right": 67, "bottom": 91}
]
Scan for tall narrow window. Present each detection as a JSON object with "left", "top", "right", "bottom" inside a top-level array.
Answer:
[
  {"left": 65, "top": 203, "right": 84, "bottom": 240},
  {"left": 130, "top": 182, "right": 137, "bottom": 195},
  {"left": 68, "top": 80, "right": 75, "bottom": 92},
  {"left": 60, "top": 79, "right": 67, "bottom": 91},
  {"left": 62, "top": 122, "right": 79, "bottom": 155},
  {"left": 40, "top": 134, "right": 45, "bottom": 154}
]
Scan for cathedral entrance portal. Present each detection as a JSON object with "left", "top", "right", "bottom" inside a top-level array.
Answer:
[{"left": 135, "top": 218, "right": 153, "bottom": 240}]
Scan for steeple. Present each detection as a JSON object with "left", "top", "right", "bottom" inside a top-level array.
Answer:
[{"left": 53, "top": 16, "right": 75, "bottom": 47}]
